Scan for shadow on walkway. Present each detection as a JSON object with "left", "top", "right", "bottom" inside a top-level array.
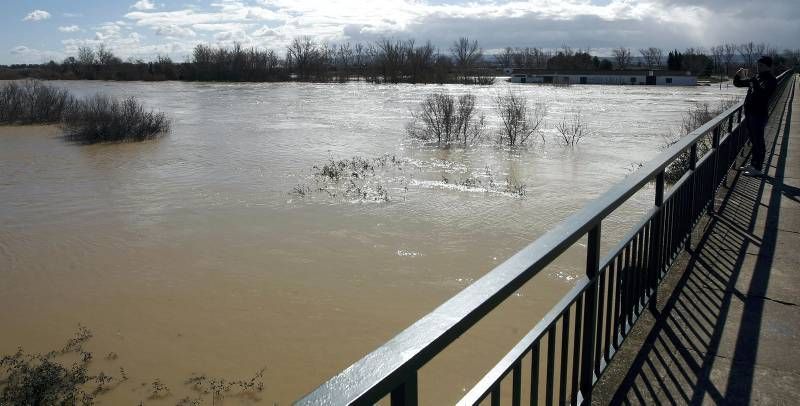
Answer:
[{"left": 607, "top": 79, "right": 797, "bottom": 405}]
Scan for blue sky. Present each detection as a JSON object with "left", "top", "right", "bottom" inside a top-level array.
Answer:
[{"left": 4, "top": 0, "right": 799, "bottom": 64}]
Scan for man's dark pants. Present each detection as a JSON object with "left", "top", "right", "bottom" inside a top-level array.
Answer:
[{"left": 746, "top": 114, "right": 768, "bottom": 170}]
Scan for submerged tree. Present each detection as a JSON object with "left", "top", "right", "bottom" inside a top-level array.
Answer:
[
  {"left": 495, "top": 90, "right": 547, "bottom": 147},
  {"left": 555, "top": 110, "right": 591, "bottom": 146},
  {"left": 406, "top": 92, "right": 485, "bottom": 146}
]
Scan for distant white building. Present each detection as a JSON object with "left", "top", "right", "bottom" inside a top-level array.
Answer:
[{"left": 506, "top": 69, "right": 697, "bottom": 86}]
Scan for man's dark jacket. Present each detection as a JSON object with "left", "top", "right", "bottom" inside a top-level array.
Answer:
[{"left": 733, "top": 71, "right": 776, "bottom": 118}]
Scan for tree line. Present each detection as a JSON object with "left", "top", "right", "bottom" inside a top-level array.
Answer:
[
  {"left": 2, "top": 38, "right": 798, "bottom": 83},
  {"left": 612, "top": 42, "right": 798, "bottom": 76}
]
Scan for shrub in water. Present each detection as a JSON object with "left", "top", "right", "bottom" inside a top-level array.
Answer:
[
  {"left": 62, "top": 95, "right": 170, "bottom": 144},
  {"left": 406, "top": 92, "right": 485, "bottom": 146},
  {"left": 0, "top": 80, "right": 74, "bottom": 124},
  {"left": 663, "top": 97, "right": 740, "bottom": 183}
]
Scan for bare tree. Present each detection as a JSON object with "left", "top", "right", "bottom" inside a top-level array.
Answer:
[
  {"left": 95, "top": 45, "right": 119, "bottom": 65},
  {"left": 407, "top": 92, "right": 484, "bottom": 146},
  {"left": 450, "top": 37, "right": 483, "bottom": 82},
  {"left": 495, "top": 90, "right": 548, "bottom": 147},
  {"left": 754, "top": 43, "right": 767, "bottom": 61},
  {"left": 77, "top": 47, "right": 95, "bottom": 66},
  {"left": 555, "top": 110, "right": 591, "bottom": 146},
  {"left": 287, "top": 36, "right": 321, "bottom": 79},
  {"left": 710, "top": 45, "right": 724, "bottom": 76},
  {"left": 738, "top": 42, "right": 756, "bottom": 69},
  {"left": 783, "top": 49, "right": 800, "bottom": 69},
  {"left": 495, "top": 47, "right": 514, "bottom": 69},
  {"left": 638, "top": 47, "right": 663, "bottom": 68},
  {"left": 722, "top": 43, "right": 737, "bottom": 76},
  {"left": 612, "top": 47, "right": 632, "bottom": 70}
]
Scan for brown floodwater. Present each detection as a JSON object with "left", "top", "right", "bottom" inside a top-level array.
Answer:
[{"left": 0, "top": 80, "right": 743, "bottom": 404}]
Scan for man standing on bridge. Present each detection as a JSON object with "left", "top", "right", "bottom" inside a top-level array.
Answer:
[{"left": 734, "top": 56, "right": 777, "bottom": 177}]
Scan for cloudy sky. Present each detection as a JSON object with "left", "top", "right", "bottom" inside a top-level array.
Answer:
[{"left": 4, "top": 0, "right": 798, "bottom": 64}]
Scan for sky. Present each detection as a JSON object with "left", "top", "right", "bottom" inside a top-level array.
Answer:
[{"left": 3, "top": 0, "right": 799, "bottom": 64}]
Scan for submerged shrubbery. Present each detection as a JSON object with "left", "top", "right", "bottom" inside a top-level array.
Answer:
[
  {"left": 0, "top": 80, "right": 73, "bottom": 124},
  {"left": 0, "top": 80, "right": 170, "bottom": 144},
  {"left": 663, "top": 97, "right": 740, "bottom": 183},
  {"left": 62, "top": 95, "right": 170, "bottom": 144},
  {"left": 0, "top": 327, "right": 266, "bottom": 405},
  {"left": 0, "top": 327, "right": 123, "bottom": 406},
  {"left": 495, "top": 89, "right": 548, "bottom": 146},
  {"left": 406, "top": 92, "right": 486, "bottom": 146}
]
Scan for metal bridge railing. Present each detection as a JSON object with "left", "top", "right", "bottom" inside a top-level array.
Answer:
[{"left": 297, "top": 69, "right": 794, "bottom": 406}]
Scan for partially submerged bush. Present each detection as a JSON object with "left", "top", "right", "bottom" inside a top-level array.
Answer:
[
  {"left": 495, "top": 90, "right": 547, "bottom": 146},
  {"left": 406, "top": 92, "right": 485, "bottom": 146},
  {"left": 555, "top": 109, "right": 591, "bottom": 146},
  {"left": 663, "top": 97, "right": 740, "bottom": 183},
  {"left": 0, "top": 80, "right": 74, "bottom": 124},
  {"left": 62, "top": 95, "right": 170, "bottom": 144},
  {"left": 0, "top": 327, "right": 124, "bottom": 406}
]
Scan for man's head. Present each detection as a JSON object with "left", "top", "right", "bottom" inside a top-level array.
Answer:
[{"left": 757, "top": 56, "right": 773, "bottom": 73}]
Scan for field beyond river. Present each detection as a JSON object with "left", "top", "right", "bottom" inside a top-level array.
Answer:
[{"left": 0, "top": 80, "right": 744, "bottom": 404}]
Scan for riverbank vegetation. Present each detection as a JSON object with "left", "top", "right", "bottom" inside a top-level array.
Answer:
[
  {"left": 663, "top": 97, "right": 740, "bottom": 183},
  {"left": 0, "top": 81, "right": 170, "bottom": 144},
  {"left": 2, "top": 40, "right": 797, "bottom": 85},
  {"left": 0, "top": 327, "right": 266, "bottom": 405}
]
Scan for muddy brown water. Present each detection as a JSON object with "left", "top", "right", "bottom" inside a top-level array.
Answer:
[{"left": 0, "top": 80, "right": 743, "bottom": 404}]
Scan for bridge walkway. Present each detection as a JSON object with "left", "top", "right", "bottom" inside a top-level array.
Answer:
[{"left": 594, "top": 74, "right": 800, "bottom": 405}]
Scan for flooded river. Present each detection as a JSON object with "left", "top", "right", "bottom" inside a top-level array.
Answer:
[{"left": 0, "top": 80, "right": 743, "bottom": 404}]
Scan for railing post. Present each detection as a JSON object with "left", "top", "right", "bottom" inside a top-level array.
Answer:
[
  {"left": 580, "top": 223, "right": 601, "bottom": 405},
  {"left": 710, "top": 126, "right": 721, "bottom": 212},
  {"left": 686, "top": 145, "right": 697, "bottom": 247},
  {"left": 390, "top": 373, "right": 418, "bottom": 406},
  {"left": 649, "top": 171, "right": 665, "bottom": 313}
]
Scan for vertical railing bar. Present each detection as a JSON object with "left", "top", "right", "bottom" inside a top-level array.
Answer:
[
  {"left": 623, "top": 244, "right": 633, "bottom": 327},
  {"left": 636, "top": 229, "right": 646, "bottom": 308},
  {"left": 650, "top": 171, "right": 665, "bottom": 313},
  {"left": 531, "top": 341, "right": 540, "bottom": 406},
  {"left": 580, "top": 223, "right": 601, "bottom": 405},
  {"left": 613, "top": 254, "right": 623, "bottom": 347},
  {"left": 491, "top": 383, "right": 500, "bottom": 406},
  {"left": 512, "top": 361, "right": 522, "bottom": 406},
  {"left": 594, "top": 271, "right": 606, "bottom": 374},
  {"left": 390, "top": 372, "right": 418, "bottom": 406},
  {"left": 632, "top": 231, "right": 642, "bottom": 314},
  {"left": 603, "top": 262, "right": 614, "bottom": 361},
  {"left": 570, "top": 296, "right": 583, "bottom": 405},
  {"left": 546, "top": 327, "right": 555, "bottom": 406},
  {"left": 559, "top": 308, "right": 571, "bottom": 404}
]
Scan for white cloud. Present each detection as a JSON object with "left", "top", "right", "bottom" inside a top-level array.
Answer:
[
  {"left": 23, "top": 10, "right": 52, "bottom": 22},
  {"left": 10, "top": 46, "right": 32, "bottom": 55},
  {"left": 131, "top": 0, "right": 156, "bottom": 11},
  {"left": 9, "top": 45, "right": 64, "bottom": 63},
  {"left": 155, "top": 25, "right": 197, "bottom": 38},
  {"left": 59, "top": 25, "right": 81, "bottom": 33},
  {"left": 6, "top": 0, "right": 798, "bottom": 65}
]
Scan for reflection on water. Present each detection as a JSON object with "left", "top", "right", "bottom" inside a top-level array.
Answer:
[{"left": 0, "top": 81, "right": 743, "bottom": 404}]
